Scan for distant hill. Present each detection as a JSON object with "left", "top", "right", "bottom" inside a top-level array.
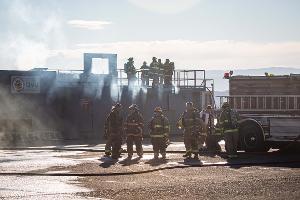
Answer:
[{"left": 206, "top": 67, "right": 300, "bottom": 92}]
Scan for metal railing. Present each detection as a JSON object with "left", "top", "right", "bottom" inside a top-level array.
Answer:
[
  {"left": 116, "top": 69, "right": 211, "bottom": 90},
  {"left": 54, "top": 68, "right": 213, "bottom": 92},
  {"left": 217, "top": 95, "right": 300, "bottom": 111}
]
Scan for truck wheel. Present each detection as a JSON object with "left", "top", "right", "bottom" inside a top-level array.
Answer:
[{"left": 239, "top": 122, "right": 269, "bottom": 152}]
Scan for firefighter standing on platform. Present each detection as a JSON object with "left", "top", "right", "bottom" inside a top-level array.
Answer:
[
  {"left": 178, "top": 102, "right": 204, "bottom": 160},
  {"left": 140, "top": 61, "right": 150, "bottom": 86},
  {"left": 163, "top": 59, "right": 174, "bottom": 86},
  {"left": 158, "top": 59, "right": 164, "bottom": 84},
  {"left": 148, "top": 107, "right": 170, "bottom": 159},
  {"left": 149, "top": 57, "right": 159, "bottom": 87},
  {"left": 124, "top": 57, "right": 136, "bottom": 83},
  {"left": 219, "top": 102, "right": 240, "bottom": 158},
  {"left": 104, "top": 103, "right": 124, "bottom": 159},
  {"left": 124, "top": 104, "right": 144, "bottom": 159}
]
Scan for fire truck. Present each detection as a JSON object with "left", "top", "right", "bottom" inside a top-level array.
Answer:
[{"left": 218, "top": 74, "right": 300, "bottom": 152}]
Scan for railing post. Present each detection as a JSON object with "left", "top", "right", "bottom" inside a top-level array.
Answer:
[{"left": 194, "top": 71, "right": 196, "bottom": 88}]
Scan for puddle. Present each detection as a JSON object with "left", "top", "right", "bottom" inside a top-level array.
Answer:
[
  {"left": 0, "top": 150, "right": 84, "bottom": 172},
  {"left": 0, "top": 175, "right": 92, "bottom": 199}
]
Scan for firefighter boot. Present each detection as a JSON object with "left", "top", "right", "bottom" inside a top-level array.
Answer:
[
  {"left": 161, "top": 152, "right": 166, "bottom": 159},
  {"left": 183, "top": 152, "right": 192, "bottom": 159},
  {"left": 183, "top": 152, "right": 191, "bottom": 158},
  {"left": 154, "top": 153, "right": 159, "bottom": 159},
  {"left": 127, "top": 153, "right": 133, "bottom": 160},
  {"left": 104, "top": 151, "right": 111, "bottom": 157},
  {"left": 137, "top": 149, "right": 143, "bottom": 158},
  {"left": 193, "top": 153, "right": 199, "bottom": 160}
]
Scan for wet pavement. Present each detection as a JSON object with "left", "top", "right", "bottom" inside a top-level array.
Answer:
[{"left": 0, "top": 142, "right": 299, "bottom": 199}]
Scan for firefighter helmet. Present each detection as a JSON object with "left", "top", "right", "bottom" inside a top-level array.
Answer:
[
  {"left": 221, "top": 102, "right": 230, "bottom": 109},
  {"left": 129, "top": 104, "right": 139, "bottom": 111},
  {"left": 154, "top": 107, "right": 162, "bottom": 113},
  {"left": 112, "top": 103, "right": 122, "bottom": 110},
  {"left": 186, "top": 101, "right": 193, "bottom": 107}
]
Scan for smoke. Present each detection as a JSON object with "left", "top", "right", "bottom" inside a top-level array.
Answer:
[
  {"left": 0, "top": 82, "right": 63, "bottom": 147},
  {"left": 110, "top": 79, "right": 121, "bottom": 102},
  {"left": 0, "top": 0, "right": 66, "bottom": 70}
]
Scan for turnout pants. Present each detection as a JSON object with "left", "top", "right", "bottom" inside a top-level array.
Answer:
[
  {"left": 127, "top": 135, "right": 143, "bottom": 156},
  {"left": 184, "top": 131, "right": 198, "bottom": 155},
  {"left": 105, "top": 138, "right": 112, "bottom": 156},
  {"left": 224, "top": 130, "right": 239, "bottom": 155},
  {"left": 151, "top": 137, "right": 166, "bottom": 155},
  {"left": 109, "top": 135, "right": 122, "bottom": 158},
  {"left": 198, "top": 134, "right": 206, "bottom": 149},
  {"left": 206, "top": 134, "right": 222, "bottom": 153}
]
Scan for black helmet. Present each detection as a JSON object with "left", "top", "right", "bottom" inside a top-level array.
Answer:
[
  {"left": 112, "top": 103, "right": 122, "bottom": 110},
  {"left": 221, "top": 102, "right": 230, "bottom": 109},
  {"left": 129, "top": 104, "right": 139, "bottom": 111}
]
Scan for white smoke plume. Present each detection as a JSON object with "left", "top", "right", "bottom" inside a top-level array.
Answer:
[{"left": 0, "top": 0, "right": 66, "bottom": 70}]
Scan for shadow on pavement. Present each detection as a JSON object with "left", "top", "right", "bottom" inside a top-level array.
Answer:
[
  {"left": 98, "top": 156, "right": 118, "bottom": 168},
  {"left": 119, "top": 157, "right": 141, "bottom": 166},
  {"left": 145, "top": 158, "right": 168, "bottom": 166}
]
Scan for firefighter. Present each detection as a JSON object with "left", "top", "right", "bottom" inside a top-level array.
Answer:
[
  {"left": 149, "top": 57, "right": 159, "bottom": 87},
  {"left": 124, "top": 57, "right": 136, "bottom": 83},
  {"left": 148, "top": 107, "right": 170, "bottom": 159},
  {"left": 178, "top": 102, "right": 204, "bottom": 159},
  {"left": 163, "top": 59, "right": 174, "bottom": 86},
  {"left": 201, "top": 105, "right": 221, "bottom": 153},
  {"left": 104, "top": 103, "right": 124, "bottom": 159},
  {"left": 124, "top": 104, "right": 144, "bottom": 159},
  {"left": 219, "top": 102, "right": 239, "bottom": 158},
  {"left": 158, "top": 59, "right": 164, "bottom": 84},
  {"left": 140, "top": 61, "right": 150, "bottom": 86}
]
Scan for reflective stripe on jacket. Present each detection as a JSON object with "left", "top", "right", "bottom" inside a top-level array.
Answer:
[{"left": 149, "top": 115, "right": 170, "bottom": 137}]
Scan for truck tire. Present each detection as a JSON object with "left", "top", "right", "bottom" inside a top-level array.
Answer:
[{"left": 239, "top": 120, "right": 269, "bottom": 152}]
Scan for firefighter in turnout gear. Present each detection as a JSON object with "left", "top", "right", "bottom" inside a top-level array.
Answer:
[
  {"left": 178, "top": 102, "right": 204, "bottom": 159},
  {"left": 163, "top": 59, "right": 174, "bottom": 86},
  {"left": 158, "top": 59, "right": 164, "bottom": 84},
  {"left": 201, "top": 105, "right": 221, "bottom": 153},
  {"left": 149, "top": 57, "right": 159, "bottom": 87},
  {"left": 219, "top": 102, "right": 240, "bottom": 158},
  {"left": 148, "top": 107, "right": 170, "bottom": 159},
  {"left": 124, "top": 104, "right": 144, "bottom": 159},
  {"left": 104, "top": 103, "right": 124, "bottom": 159},
  {"left": 124, "top": 57, "right": 136, "bottom": 83},
  {"left": 140, "top": 61, "right": 150, "bottom": 86}
]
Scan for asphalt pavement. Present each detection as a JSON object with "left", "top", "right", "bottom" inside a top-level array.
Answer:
[{"left": 0, "top": 142, "right": 299, "bottom": 199}]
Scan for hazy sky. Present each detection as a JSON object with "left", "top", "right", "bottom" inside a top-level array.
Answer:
[{"left": 0, "top": 0, "right": 300, "bottom": 70}]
